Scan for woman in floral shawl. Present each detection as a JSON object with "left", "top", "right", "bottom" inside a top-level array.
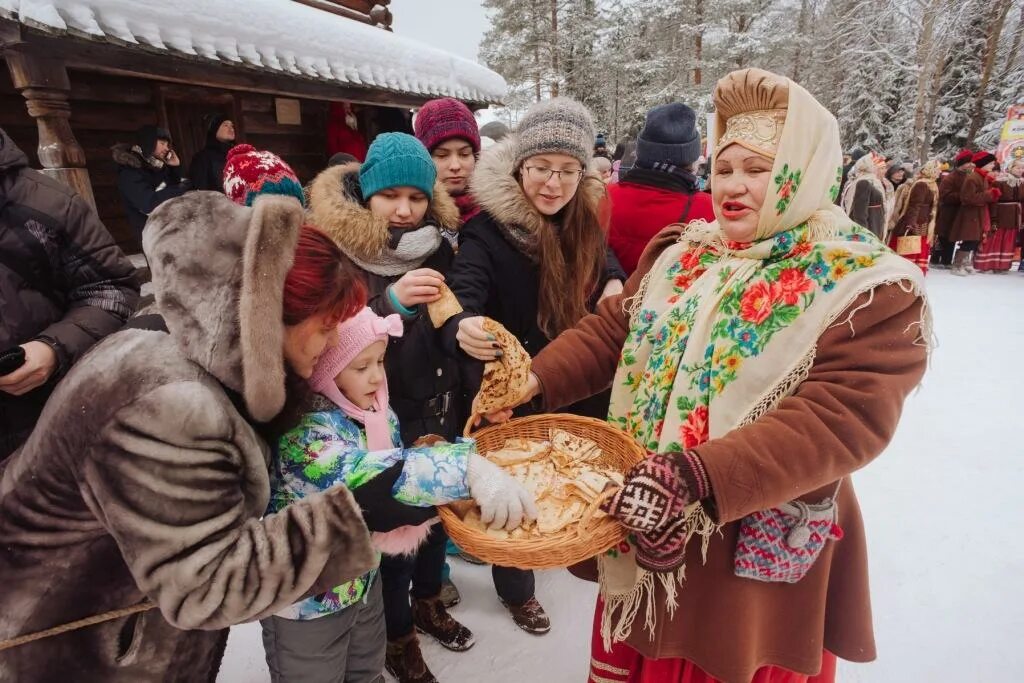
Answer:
[{"left": 502, "top": 69, "right": 930, "bottom": 683}]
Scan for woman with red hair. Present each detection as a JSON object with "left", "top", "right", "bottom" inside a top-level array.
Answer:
[{"left": 0, "top": 172, "right": 377, "bottom": 680}]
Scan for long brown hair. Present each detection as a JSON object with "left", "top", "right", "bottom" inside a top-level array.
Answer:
[{"left": 532, "top": 174, "right": 608, "bottom": 338}]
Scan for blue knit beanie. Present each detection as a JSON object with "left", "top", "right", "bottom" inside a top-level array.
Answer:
[
  {"left": 636, "top": 102, "right": 702, "bottom": 169},
  {"left": 359, "top": 133, "right": 436, "bottom": 200}
]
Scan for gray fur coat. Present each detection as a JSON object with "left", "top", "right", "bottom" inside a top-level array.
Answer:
[{"left": 0, "top": 192, "right": 375, "bottom": 682}]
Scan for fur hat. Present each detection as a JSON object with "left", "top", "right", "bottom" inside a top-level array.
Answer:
[
  {"left": 415, "top": 98, "right": 480, "bottom": 153},
  {"left": 223, "top": 144, "right": 305, "bottom": 207},
  {"left": 713, "top": 69, "right": 789, "bottom": 159},
  {"left": 636, "top": 102, "right": 702, "bottom": 169},
  {"left": 512, "top": 97, "right": 595, "bottom": 169},
  {"left": 954, "top": 149, "right": 974, "bottom": 167},
  {"left": 359, "top": 133, "right": 436, "bottom": 200},
  {"left": 972, "top": 150, "right": 995, "bottom": 168}
]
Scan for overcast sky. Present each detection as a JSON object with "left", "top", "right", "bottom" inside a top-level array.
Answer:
[{"left": 389, "top": 0, "right": 489, "bottom": 62}]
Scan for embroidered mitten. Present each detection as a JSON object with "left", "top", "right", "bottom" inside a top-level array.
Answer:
[{"left": 602, "top": 451, "right": 711, "bottom": 573}]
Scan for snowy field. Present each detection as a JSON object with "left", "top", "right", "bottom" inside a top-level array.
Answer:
[{"left": 220, "top": 269, "right": 1024, "bottom": 683}]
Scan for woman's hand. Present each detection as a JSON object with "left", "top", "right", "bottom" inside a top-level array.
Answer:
[
  {"left": 474, "top": 373, "right": 542, "bottom": 426},
  {"left": 457, "top": 316, "right": 502, "bottom": 361},
  {"left": 392, "top": 268, "right": 445, "bottom": 308},
  {"left": 599, "top": 278, "right": 624, "bottom": 301}
]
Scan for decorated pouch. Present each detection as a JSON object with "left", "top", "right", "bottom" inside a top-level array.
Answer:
[{"left": 733, "top": 483, "right": 843, "bottom": 584}]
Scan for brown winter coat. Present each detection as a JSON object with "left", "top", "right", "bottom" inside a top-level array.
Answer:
[
  {"left": 893, "top": 180, "right": 937, "bottom": 239},
  {"left": 991, "top": 177, "right": 1023, "bottom": 232},
  {"left": 532, "top": 226, "right": 928, "bottom": 683},
  {"left": 950, "top": 170, "right": 996, "bottom": 243},
  {"left": 935, "top": 169, "right": 968, "bottom": 240},
  {"left": 0, "top": 192, "right": 376, "bottom": 682}
]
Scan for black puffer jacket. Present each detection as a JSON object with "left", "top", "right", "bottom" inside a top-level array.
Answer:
[
  {"left": 112, "top": 126, "right": 189, "bottom": 241},
  {"left": 441, "top": 138, "right": 626, "bottom": 420},
  {"left": 0, "top": 127, "right": 139, "bottom": 459},
  {"left": 307, "top": 163, "right": 466, "bottom": 443}
]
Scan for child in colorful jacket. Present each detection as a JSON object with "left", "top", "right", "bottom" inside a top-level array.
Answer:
[{"left": 260, "top": 307, "right": 535, "bottom": 682}]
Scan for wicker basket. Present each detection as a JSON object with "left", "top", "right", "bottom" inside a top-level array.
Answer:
[{"left": 438, "top": 414, "right": 645, "bottom": 570}]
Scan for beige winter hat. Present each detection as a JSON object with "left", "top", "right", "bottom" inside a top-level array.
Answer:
[{"left": 714, "top": 68, "right": 790, "bottom": 159}]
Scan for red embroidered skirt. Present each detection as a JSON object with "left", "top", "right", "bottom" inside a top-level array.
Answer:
[
  {"left": 974, "top": 228, "right": 1017, "bottom": 271},
  {"left": 588, "top": 598, "right": 837, "bottom": 683}
]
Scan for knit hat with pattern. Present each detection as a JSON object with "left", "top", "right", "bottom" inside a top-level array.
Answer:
[
  {"left": 359, "top": 132, "right": 436, "bottom": 200},
  {"left": 512, "top": 97, "right": 595, "bottom": 170},
  {"left": 414, "top": 98, "right": 481, "bottom": 153},
  {"left": 223, "top": 144, "right": 304, "bottom": 207}
]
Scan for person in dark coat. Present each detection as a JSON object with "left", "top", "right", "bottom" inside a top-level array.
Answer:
[
  {"left": 415, "top": 97, "right": 483, "bottom": 227},
  {"left": 950, "top": 150, "right": 1000, "bottom": 275},
  {"left": 607, "top": 102, "right": 716, "bottom": 275},
  {"left": 932, "top": 149, "right": 974, "bottom": 267},
  {"left": 306, "top": 132, "right": 471, "bottom": 683},
  {"left": 442, "top": 97, "right": 626, "bottom": 639},
  {"left": 0, "top": 126, "right": 139, "bottom": 460},
  {"left": 112, "top": 125, "right": 189, "bottom": 242},
  {"left": 187, "top": 113, "right": 235, "bottom": 192},
  {"left": 840, "top": 153, "right": 886, "bottom": 238}
]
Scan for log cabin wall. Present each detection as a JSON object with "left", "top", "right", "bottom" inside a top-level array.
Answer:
[{"left": 0, "top": 68, "right": 331, "bottom": 253}]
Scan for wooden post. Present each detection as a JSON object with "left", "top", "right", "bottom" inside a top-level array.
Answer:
[{"left": 5, "top": 52, "right": 96, "bottom": 207}]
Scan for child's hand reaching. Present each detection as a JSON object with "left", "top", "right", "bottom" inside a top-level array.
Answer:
[{"left": 467, "top": 453, "right": 537, "bottom": 530}]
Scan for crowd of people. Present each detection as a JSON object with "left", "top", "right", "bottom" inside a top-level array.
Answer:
[
  {"left": 1, "top": 66, "right": 937, "bottom": 683},
  {"left": 836, "top": 147, "right": 1024, "bottom": 276}
]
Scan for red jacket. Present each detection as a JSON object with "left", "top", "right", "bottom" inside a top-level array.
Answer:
[{"left": 607, "top": 180, "right": 714, "bottom": 274}]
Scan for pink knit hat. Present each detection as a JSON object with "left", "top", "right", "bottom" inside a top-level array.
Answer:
[
  {"left": 310, "top": 308, "right": 402, "bottom": 389},
  {"left": 309, "top": 307, "right": 403, "bottom": 450}
]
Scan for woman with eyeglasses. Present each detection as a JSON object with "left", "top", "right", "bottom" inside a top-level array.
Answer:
[{"left": 441, "top": 97, "right": 625, "bottom": 636}]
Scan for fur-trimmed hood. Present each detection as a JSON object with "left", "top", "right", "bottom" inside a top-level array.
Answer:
[
  {"left": 307, "top": 162, "right": 459, "bottom": 262},
  {"left": 469, "top": 137, "right": 605, "bottom": 235},
  {"left": 111, "top": 142, "right": 149, "bottom": 169},
  {"left": 143, "top": 191, "right": 302, "bottom": 422}
]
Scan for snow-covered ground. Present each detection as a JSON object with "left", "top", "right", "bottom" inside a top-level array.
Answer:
[{"left": 220, "top": 268, "right": 1024, "bottom": 682}]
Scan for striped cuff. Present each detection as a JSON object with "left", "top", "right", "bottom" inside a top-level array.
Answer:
[{"left": 676, "top": 450, "right": 711, "bottom": 502}]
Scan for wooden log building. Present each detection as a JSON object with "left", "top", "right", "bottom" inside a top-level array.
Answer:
[{"left": 0, "top": 0, "right": 505, "bottom": 252}]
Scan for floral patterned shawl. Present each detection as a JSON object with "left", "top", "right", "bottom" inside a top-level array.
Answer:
[{"left": 597, "top": 74, "right": 929, "bottom": 648}]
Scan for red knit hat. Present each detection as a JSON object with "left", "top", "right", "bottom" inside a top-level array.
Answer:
[
  {"left": 971, "top": 150, "right": 995, "bottom": 168},
  {"left": 954, "top": 149, "right": 974, "bottom": 167},
  {"left": 414, "top": 98, "right": 480, "bottom": 154},
  {"left": 222, "top": 144, "right": 305, "bottom": 207}
]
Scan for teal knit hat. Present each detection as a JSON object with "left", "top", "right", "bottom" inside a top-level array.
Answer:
[{"left": 359, "top": 132, "right": 436, "bottom": 200}]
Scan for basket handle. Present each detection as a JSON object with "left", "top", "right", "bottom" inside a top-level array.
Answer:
[
  {"left": 463, "top": 413, "right": 482, "bottom": 438},
  {"left": 578, "top": 485, "right": 619, "bottom": 535}
]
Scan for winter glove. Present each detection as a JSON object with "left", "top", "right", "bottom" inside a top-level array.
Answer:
[
  {"left": 467, "top": 453, "right": 538, "bottom": 531},
  {"left": 601, "top": 451, "right": 712, "bottom": 573},
  {"left": 990, "top": 187, "right": 1002, "bottom": 201},
  {"left": 350, "top": 462, "right": 436, "bottom": 533}
]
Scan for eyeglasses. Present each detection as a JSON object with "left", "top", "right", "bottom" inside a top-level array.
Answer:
[{"left": 523, "top": 165, "right": 585, "bottom": 185}]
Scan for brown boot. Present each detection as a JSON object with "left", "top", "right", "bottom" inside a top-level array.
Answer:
[
  {"left": 412, "top": 594, "right": 475, "bottom": 651},
  {"left": 385, "top": 633, "right": 438, "bottom": 683},
  {"left": 500, "top": 596, "right": 551, "bottom": 634}
]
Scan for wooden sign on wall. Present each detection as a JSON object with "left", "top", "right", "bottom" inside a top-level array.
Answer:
[{"left": 275, "top": 98, "right": 301, "bottom": 125}]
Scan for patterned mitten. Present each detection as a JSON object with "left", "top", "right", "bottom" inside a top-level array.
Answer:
[{"left": 602, "top": 451, "right": 711, "bottom": 573}]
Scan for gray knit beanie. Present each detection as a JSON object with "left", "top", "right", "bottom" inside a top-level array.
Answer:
[{"left": 513, "top": 97, "right": 595, "bottom": 170}]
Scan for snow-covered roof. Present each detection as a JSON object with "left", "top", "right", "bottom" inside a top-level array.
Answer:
[{"left": 0, "top": 0, "right": 506, "bottom": 104}]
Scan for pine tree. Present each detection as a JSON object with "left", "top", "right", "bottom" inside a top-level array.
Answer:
[{"left": 931, "top": 0, "right": 989, "bottom": 157}]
